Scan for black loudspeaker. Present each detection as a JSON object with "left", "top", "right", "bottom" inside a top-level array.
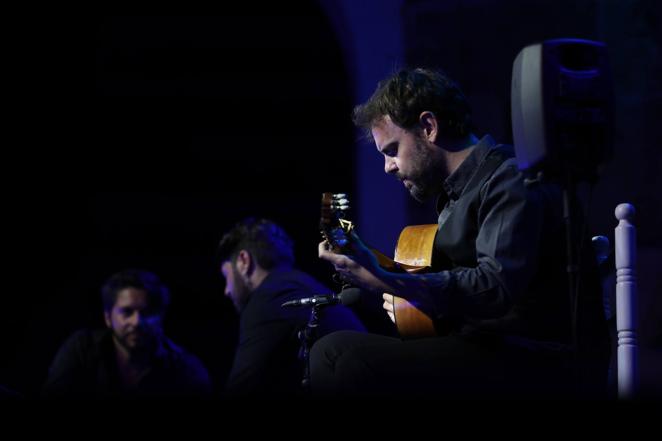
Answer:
[{"left": 511, "top": 39, "right": 613, "bottom": 183}]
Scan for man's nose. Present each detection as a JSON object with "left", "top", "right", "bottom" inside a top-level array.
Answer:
[{"left": 385, "top": 157, "right": 398, "bottom": 175}]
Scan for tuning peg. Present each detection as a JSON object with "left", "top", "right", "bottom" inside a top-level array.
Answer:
[{"left": 331, "top": 205, "right": 350, "bottom": 213}]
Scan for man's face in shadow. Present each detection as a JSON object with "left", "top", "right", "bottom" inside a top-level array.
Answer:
[
  {"left": 104, "top": 287, "right": 163, "bottom": 353},
  {"left": 372, "top": 115, "right": 445, "bottom": 202},
  {"left": 221, "top": 260, "right": 251, "bottom": 313}
]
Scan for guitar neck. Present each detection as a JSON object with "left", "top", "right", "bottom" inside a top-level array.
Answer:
[{"left": 370, "top": 248, "right": 403, "bottom": 272}]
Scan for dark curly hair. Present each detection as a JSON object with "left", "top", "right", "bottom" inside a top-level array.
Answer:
[
  {"left": 352, "top": 67, "right": 473, "bottom": 139},
  {"left": 216, "top": 218, "right": 294, "bottom": 270},
  {"left": 101, "top": 269, "right": 170, "bottom": 313}
]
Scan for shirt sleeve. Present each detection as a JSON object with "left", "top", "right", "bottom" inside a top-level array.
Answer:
[
  {"left": 431, "top": 160, "right": 545, "bottom": 319},
  {"left": 41, "top": 330, "right": 91, "bottom": 398},
  {"left": 224, "top": 288, "right": 307, "bottom": 396},
  {"left": 224, "top": 318, "right": 302, "bottom": 396}
]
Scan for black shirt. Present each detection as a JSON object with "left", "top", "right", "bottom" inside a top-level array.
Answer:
[
  {"left": 427, "top": 135, "right": 608, "bottom": 351},
  {"left": 225, "top": 268, "right": 365, "bottom": 397},
  {"left": 42, "top": 329, "right": 212, "bottom": 399}
]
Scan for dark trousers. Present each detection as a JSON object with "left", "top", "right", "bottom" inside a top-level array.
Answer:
[{"left": 310, "top": 330, "right": 579, "bottom": 398}]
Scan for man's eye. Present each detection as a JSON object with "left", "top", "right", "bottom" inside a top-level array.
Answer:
[{"left": 385, "top": 147, "right": 397, "bottom": 157}]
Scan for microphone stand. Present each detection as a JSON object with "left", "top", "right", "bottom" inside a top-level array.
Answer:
[
  {"left": 298, "top": 303, "right": 322, "bottom": 392},
  {"left": 294, "top": 285, "right": 358, "bottom": 393}
]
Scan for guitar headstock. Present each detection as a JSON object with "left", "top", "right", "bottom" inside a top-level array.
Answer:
[{"left": 320, "top": 192, "right": 354, "bottom": 253}]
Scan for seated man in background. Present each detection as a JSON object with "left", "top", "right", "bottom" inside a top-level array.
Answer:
[
  {"left": 217, "top": 217, "right": 365, "bottom": 398},
  {"left": 42, "top": 269, "right": 212, "bottom": 399}
]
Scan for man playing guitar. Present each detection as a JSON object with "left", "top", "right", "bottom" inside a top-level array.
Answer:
[{"left": 310, "top": 68, "right": 610, "bottom": 398}]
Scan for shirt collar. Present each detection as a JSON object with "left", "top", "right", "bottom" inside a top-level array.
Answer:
[{"left": 441, "top": 134, "right": 496, "bottom": 201}]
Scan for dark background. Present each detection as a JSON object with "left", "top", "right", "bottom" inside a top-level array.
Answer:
[
  {"left": 9, "top": 5, "right": 356, "bottom": 397},
  {"left": 4, "top": 0, "right": 661, "bottom": 399}
]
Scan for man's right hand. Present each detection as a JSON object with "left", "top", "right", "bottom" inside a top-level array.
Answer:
[
  {"left": 318, "top": 237, "right": 393, "bottom": 295},
  {"left": 383, "top": 293, "right": 396, "bottom": 323}
]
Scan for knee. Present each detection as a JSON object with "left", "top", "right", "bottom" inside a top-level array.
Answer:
[
  {"left": 310, "top": 331, "right": 365, "bottom": 395},
  {"left": 310, "top": 330, "right": 359, "bottom": 367}
]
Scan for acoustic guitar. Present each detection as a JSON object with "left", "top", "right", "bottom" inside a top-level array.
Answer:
[{"left": 320, "top": 192, "right": 438, "bottom": 338}]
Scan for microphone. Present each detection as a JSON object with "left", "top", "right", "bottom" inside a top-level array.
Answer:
[{"left": 281, "top": 287, "right": 362, "bottom": 308}]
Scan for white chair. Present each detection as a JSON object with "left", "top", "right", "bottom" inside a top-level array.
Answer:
[
  {"left": 591, "top": 203, "right": 638, "bottom": 399},
  {"left": 614, "top": 203, "right": 639, "bottom": 399}
]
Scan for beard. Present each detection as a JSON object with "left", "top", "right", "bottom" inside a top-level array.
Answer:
[
  {"left": 230, "top": 264, "right": 251, "bottom": 313},
  {"left": 400, "top": 141, "right": 444, "bottom": 202},
  {"left": 111, "top": 318, "right": 163, "bottom": 355},
  {"left": 408, "top": 182, "right": 432, "bottom": 203},
  {"left": 112, "top": 327, "right": 153, "bottom": 354}
]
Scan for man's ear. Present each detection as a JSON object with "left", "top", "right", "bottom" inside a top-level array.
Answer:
[
  {"left": 235, "top": 249, "right": 253, "bottom": 277},
  {"left": 103, "top": 311, "right": 112, "bottom": 328},
  {"left": 419, "top": 111, "right": 438, "bottom": 143}
]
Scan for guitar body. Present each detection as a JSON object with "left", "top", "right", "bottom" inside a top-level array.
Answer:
[
  {"left": 319, "top": 193, "right": 439, "bottom": 339},
  {"left": 389, "top": 224, "right": 438, "bottom": 339}
]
